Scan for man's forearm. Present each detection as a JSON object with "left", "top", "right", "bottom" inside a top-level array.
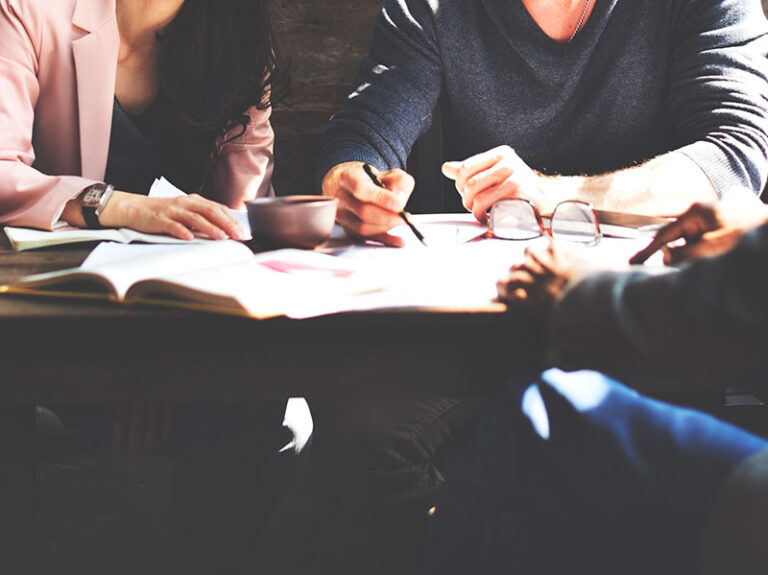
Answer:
[
  {"left": 541, "top": 152, "right": 719, "bottom": 217},
  {"left": 549, "top": 223, "right": 768, "bottom": 380}
]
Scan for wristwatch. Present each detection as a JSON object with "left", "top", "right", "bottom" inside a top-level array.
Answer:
[{"left": 79, "top": 183, "right": 115, "bottom": 229}]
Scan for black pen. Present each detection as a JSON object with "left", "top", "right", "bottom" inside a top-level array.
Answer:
[{"left": 362, "top": 163, "right": 428, "bottom": 246}]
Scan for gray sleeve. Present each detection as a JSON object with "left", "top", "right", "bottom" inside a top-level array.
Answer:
[
  {"left": 670, "top": 0, "right": 768, "bottom": 198},
  {"left": 548, "top": 223, "right": 768, "bottom": 382},
  {"left": 316, "top": 0, "right": 442, "bottom": 186}
]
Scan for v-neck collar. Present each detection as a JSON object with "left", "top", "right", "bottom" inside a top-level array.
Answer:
[{"left": 480, "top": 0, "right": 618, "bottom": 54}]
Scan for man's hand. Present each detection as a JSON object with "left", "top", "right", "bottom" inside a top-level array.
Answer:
[
  {"left": 443, "top": 146, "right": 558, "bottom": 223},
  {"left": 630, "top": 199, "right": 768, "bottom": 265},
  {"left": 497, "top": 240, "right": 599, "bottom": 317},
  {"left": 322, "top": 161, "right": 414, "bottom": 247}
]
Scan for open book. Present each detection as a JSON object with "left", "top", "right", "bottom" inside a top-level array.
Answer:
[
  {"left": 3, "top": 178, "right": 251, "bottom": 251},
  {"left": 0, "top": 241, "right": 383, "bottom": 319}
]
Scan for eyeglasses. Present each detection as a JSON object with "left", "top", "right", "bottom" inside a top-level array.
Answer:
[{"left": 489, "top": 199, "right": 602, "bottom": 244}]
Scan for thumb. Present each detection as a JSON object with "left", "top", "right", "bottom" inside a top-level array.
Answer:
[{"left": 441, "top": 161, "right": 461, "bottom": 180}]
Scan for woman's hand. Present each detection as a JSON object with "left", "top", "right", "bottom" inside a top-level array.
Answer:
[
  {"left": 630, "top": 199, "right": 768, "bottom": 265},
  {"left": 443, "top": 146, "right": 557, "bottom": 224},
  {"left": 97, "top": 191, "right": 247, "bottom": 240},
  {"left": 322, "top": 161, "right": 414, "bottom": 247},
  {"left": 62, "top": 191, "right": 247, "bottom": 240},
  {"left": 497, "top": 240, "right": 599, "bottom": 317}
]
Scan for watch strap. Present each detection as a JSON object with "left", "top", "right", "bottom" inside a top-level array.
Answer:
[
  {"left": 81, "top": 203, "right": 102, "bottom": 229},
  {"left": 80, "top": 183, "right": 114, "bottom": 229}
]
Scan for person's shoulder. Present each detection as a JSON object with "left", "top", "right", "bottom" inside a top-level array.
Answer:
[
  {"left": 0, "top": 0, "right": 75, "bottom": 21},
  {"left": 219, "top": 105, "right": 273, "bottom": 148},
  {"left": 670, "top": 0, "right": 765, "bottom": 18},
  {"left": 1, "top": 0, "right": 78, "bottom": 37},
  {"left": 0, "top": 0, "right": 41, "bottom": 21}
]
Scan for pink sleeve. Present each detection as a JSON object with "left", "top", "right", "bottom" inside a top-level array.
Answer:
[
  {"left": 209, "top": 104, "right": 275, "bottom": 209},
  {"left": 0, "top": 0, "right": 94, "bottom": 230}
]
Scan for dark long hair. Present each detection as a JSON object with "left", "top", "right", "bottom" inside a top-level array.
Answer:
[{"left": 156, "top": 0, "right": 287, "bottom": 192}]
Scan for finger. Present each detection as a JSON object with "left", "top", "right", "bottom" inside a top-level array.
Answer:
[
  {"left": 521, "top": 249, "right": 549, "bottom": 276},
  {"left": 525, "top": 241, "right": 562, "bottom": 273},
  {"left": 340, "top": 168, "right": 407, "bottom": 213},
  {"left": 497, "top": 272, "right": 535, "bottom": 302},
  {"left": 141, "top": 402, "right": 161, "bottom": 456},
  {"left": 456, "top": 146, "right": 515, "bottom": 195},
  {"left": 471, "top": 180, "right": 524, "bottom": 223},
  {"left": 662, "top": 231, "right": 734, "bottom": 265},
  {"left": 188, "top": 197, "right": 245, "bottom": 240},
  {"left": 174, "top": 209, "right": 228, "bottom": 240},
  {"left": 160, "top": 218, "right": 196, "bottom": 241},
  {"left": 462, "top": 162, "right": 515, "bottom": 206},
  {"left": 441, "top": 161, "right": 462, "bottom": 180},
  {"left": 497, "top": 267, "right": 536, "bottom": 294},
  {"left": 336, "top": 207, "right": 401, "bottom": 239},
  {"left": 337, "top": 188, "right": 405, "bottom": 230},
  {"left": 379, "top": 169, "right": 415, "bottom": 199},
  {"left": 629, "top": 219, "right": 687, "bottom": 264},
  {"left": 365, "top": 232, "right": 406, "bottom": 248},
  {"left": 630, "top": 205, "right": 719, "bottom": 264},
  {"left": 497, "top": 277, "right": 518, "bottom": 301}
]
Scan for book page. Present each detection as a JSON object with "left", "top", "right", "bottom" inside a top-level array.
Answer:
[
  {"left": 126, "top": 248, "right": 386, "bottom": 318},
  {"left": 315, "top": 237, "right": 540, "bottom": 315},
  {"left": 80, "top": 241, "right": 254, "bottom": 299}
]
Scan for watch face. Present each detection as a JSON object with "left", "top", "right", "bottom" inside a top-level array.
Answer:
[{"left": 81, "top": 185, "right": 105, "bottom": 207}]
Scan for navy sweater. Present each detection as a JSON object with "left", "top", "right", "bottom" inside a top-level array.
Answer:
[{"left": 319, "top": 0, "right": 768, "bottom": 204}]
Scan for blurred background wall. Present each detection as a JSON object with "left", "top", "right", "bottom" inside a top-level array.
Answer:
[{"left": 271, "top": 1, "right": 380, "bottom": 195}]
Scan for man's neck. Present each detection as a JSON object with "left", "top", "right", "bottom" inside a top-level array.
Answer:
[{"left": 520, "top": 0, "right": 596, "bottom": 43}]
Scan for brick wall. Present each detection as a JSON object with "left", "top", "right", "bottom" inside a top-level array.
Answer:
[
  {"left": 271, "top": 1, "right": 381, "bottom": 195},
  {"left": 273, "top": 0, "right": 768, "bottom": 196}
]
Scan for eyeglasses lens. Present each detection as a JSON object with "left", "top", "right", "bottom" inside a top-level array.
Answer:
[
  {"left": 550, "top": 202, "right": 599, "bottom": 243},
  {"left": 490, "top": 200, "right": 541, "bottom": 240}
]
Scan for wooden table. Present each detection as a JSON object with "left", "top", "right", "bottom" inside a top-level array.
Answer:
[{"left": 0, "top": 236, "right": 543, "bottom": 573}]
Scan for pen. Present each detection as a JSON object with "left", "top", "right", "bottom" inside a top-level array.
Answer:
[{"left": 362, "top": 163, "right": 428, "bottom": 246}]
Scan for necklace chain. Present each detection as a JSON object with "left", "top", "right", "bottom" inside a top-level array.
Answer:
[{"left": 568, "top": 0, "right": 592, "bottom": 43}]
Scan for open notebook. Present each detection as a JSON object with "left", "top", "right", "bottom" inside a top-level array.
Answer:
[{"left": 0, "top": 241, "right": 384, "bottom": 319}]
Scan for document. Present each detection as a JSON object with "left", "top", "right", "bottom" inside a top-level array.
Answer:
[{"left": 308, "top": 214, "right": 664, "bottom": 316}]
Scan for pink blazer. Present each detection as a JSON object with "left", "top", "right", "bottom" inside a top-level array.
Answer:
[{"left": 0, "top": 0, "right": 275, "bottom": 230}]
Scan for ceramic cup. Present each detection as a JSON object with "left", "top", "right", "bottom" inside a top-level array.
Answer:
[{"left": 245, "top": 196, "right": 338, "bottom": 249}]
